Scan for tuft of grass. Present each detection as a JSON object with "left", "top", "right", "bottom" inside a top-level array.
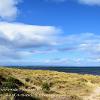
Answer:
[{"left": 42, "top": 82, "right": 51, "bottom": 93}]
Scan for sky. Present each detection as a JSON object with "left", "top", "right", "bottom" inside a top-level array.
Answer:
[{"left": 0, "top": 0, "right": 100, "bottom": 66}]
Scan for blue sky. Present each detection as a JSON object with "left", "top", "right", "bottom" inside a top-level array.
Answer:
[{"left": 0, "top": 0, "right": 100, "bottom": 66}]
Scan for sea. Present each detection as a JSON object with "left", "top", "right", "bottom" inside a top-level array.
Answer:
[{"left": 5, "top": 66, "right": 100, "bottom": 76}]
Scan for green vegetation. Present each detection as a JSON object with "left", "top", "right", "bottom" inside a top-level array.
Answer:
[
  {"left": 0, "top": 67, "right": 100, "bottom": 100},
  {"left": 42, "top": 82, "right": 52, "bottom": 93}
]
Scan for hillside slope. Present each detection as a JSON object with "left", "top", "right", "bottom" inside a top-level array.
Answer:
[{"left": 0, "top": 67, "right": 100, "bottom": 100}]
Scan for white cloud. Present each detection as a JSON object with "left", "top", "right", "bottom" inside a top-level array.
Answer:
[
  {"left": 0, "top": 22, "right": 61, "bottom": 47},
  {"left": 0, "top": 45, "right": 20, "bottom": 59},
  {"left": 0, "top": 23, "right": 100, "bottom": 66},
  {"left": 75, "top": 33, "right": 100, "bottom": 56},
  {"left": 29, "top": 33, "right": 100, "bottom": 66},
  {"left": 78, "top": 0, "right": 100, "bottom": 6},
  {"left": 41, "top": 58, "right": 68, "bottom": 65},
  {"left": 0, "top": 22, "right": 61, "bottom": 59},
  {"left": 61, "top": 33, "right": 100, "bottom": 61},
  {"left": 78, "top": 43, "right": 100, "bottom": 53},
  {"left": 0, "top": 0, "right": 21, "bottom": 20}
]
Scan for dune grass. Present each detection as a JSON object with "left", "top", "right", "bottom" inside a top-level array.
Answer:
[{"left": 0, "top": 67, "right": 100, "bottom": 100}]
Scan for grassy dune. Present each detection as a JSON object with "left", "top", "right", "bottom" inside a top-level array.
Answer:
[{"left": 0, "top": 67, "right": 100, "bottom": 100}]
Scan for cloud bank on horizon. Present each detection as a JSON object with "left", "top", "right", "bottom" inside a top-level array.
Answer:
[{"left": 0, "top": 0, "right": 100, "bottom": 66}]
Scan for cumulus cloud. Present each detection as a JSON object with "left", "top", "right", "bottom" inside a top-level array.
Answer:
[
  {"left": 0, "top": 22, "right": 61, "bottom": 47},
  {"left": 0, "top": 22, "right": 100, "bottom": 66},
  {"left": 78, "top": 0, "right": 100, "bottom": 6},
  {"left": 0, "top": 0, "right": 21, "bottom": 20},
  {"left": 0, "top": 22, "right": 61, "bottom": 59}
]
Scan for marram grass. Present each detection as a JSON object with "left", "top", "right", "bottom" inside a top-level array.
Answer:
[{"left": 0, "top": 67, "right": 100, "bottom": 100}]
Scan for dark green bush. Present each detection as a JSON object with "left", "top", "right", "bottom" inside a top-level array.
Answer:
[
  {"left": 7, "top": 77, "right": 24, "bottom": 86},
  {"left": 42, "top": 82, "right": 51, "bottom": 93},
  {"left": 0, "top": 77, "right": 24, "bottom": 94}
]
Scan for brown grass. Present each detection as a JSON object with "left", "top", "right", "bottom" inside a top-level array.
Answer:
[{"left": 0, "top": 67, "right": 100, "bottom": 100}]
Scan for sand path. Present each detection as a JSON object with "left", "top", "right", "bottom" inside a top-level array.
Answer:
[{"left": 84, "top": 87, "right": 100, "bottom": 100}]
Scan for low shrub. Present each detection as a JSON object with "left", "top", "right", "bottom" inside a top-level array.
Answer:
[{"left": 42, "top": 82, "right": 52, "bottom": 93}]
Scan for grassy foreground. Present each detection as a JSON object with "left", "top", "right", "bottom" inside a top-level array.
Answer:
[{"left": 0, "top": 67, "right": 100, "bottom": 100}]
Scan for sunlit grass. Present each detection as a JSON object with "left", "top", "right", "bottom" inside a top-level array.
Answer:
[{"left": 0, "top": 67, "right": 100, "bottom": 100}]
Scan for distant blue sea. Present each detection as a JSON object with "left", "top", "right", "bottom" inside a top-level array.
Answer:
[
  {"left": 6, "top": 66, "right": 100, "bottom": 75},
  {"left": 31, "top": 67, "right": 100, "bottom": 75}
]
